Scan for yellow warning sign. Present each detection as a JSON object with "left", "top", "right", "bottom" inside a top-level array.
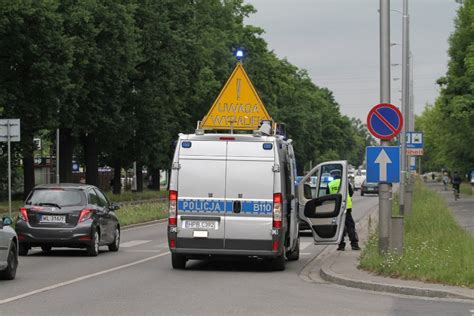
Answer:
[{"left": 201, "top": 63, "right": 272, "bottom": 130}]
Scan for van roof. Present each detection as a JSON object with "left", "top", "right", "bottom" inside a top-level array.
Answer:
[{"left": 178, "top": 133, "right": 287, "bottom": 143}]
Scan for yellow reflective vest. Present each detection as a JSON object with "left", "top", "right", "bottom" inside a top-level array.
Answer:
[{"left": 328, "top": 178, "right": 352, "bottom": 209}]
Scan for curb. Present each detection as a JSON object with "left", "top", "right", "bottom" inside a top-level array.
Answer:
[
  {"left": 319, "top": 261, "right": 474, "bottom": 300},
  {"left": 122, "top": 218, "right": 167, "bottom": 231}
]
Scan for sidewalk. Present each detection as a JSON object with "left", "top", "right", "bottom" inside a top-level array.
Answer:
[{"left": 303, "top": 186, "right": 474, "bottom": 300}]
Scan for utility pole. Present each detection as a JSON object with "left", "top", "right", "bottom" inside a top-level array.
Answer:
[
  {"left": 399, "top": 0, "right": 410, "bottom": 216},
  {"left": 405, "top": 51, "right": 414, "bottom": 216},
  {"left": 379, "top": 0, "right": 392, "bottom": 254}
]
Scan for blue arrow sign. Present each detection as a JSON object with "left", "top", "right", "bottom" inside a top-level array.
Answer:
[{"left": 366, "top": 146, "right": 400, "bottom": 183}]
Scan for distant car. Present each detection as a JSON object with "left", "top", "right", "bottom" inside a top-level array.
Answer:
[
  {"left": 361, "top": 180, "right": 379, "bottom": 196},
  {"left": 16, "top": 183, "right": 121, "bottom": 257},
  {"left": 0, "top": 216, "right": 18, "bottom": 280},
  {"left": 353, "top": 175, "right": 366, "bottom": 191}
]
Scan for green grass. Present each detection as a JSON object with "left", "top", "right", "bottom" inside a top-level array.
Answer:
[
  {"left": 116, "top": 202, "right": 168, "bottom": 226},
  {"left": 460, "top": 182, "right": 473, "bottom": 196},
  {"left": 359, "top": 179, "right": 474, "bottom": 288},
  {"left": 106, "top": 189, "right": 168, "bottom": 202}
]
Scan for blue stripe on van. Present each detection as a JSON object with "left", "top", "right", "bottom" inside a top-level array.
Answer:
[{"left": 178, "top": 199, "right": 273, "bottom": 214}]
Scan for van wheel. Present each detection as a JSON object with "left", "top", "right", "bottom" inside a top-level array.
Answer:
[
  {"left": 41, "top": 245, "right": 52, "bottom": 253},
  {"left": 286, "top": 237, "right": 300, "bottom": 261},
  {"left": 18, "top": 243, "right": 29, "bottom": 256},
  {"left": 171, "top": 254, "right": 187, "bottom": 269},
  {"left": 271, "top": 254, "right": 286, "bottom": 271}
]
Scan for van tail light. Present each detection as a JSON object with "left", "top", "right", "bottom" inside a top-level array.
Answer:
[
  {"left": 79, "top": 209, "right": 92, "bottom": 223},
  {"left": 19, "top": 208, "right": 28, "bottom": 222},
  {"left": 272, "top": 193, "right": 282, "bottom": 229},
  {"left": 169, "top": 190, "right": 178, "bottom": 226}
]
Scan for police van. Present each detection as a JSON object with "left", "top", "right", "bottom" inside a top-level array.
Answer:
[
  {"left": 167, "top": 122, "right": 300, "bottom": 270},
  {"left": 167, "top": 59, "right": 349, "bottom": 270},
  {"left": 167, "top": 123, "right": 350, "bottom": 270}
]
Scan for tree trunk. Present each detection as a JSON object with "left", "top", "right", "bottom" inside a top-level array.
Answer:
[
  {"left": 136, "top": 161, "right": 143, "bottom": 192},
  {"left": 113, "top": 159, "right": 121, "bottom": 195},
  {"left": 149, "top": 167, "right": 160, "bottom": 191},
  {"left": 83, "top": 133, "right": 98, "bottom": 186},
  {"left": 59, "top": 128, "right": 73, "bottom": 183},
  {"left": 22, "top": 131, "right": 35, "bottom": 200}
]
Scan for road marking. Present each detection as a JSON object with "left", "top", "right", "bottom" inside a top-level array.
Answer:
[
  {"left": 300, "top": 252, "right": 311, "bottom": 256},
  {"left": 120, "top": 240, "right": 152, "bottom": 248},
  {"left": 0, "top": 252, "right": 170, "bottom": 305}
]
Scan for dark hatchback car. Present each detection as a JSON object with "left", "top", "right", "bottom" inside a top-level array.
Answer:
[
  {"left": 360, "top": 180, "right": 379, "bottom": 196},
  {"left": 16, "top": 184, "right": 120, "bottom": 257}
]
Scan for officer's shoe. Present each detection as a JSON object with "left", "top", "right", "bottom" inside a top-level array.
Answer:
[
  {"left": 337, "top": 244, "right": 345, "bottom": 251},
  {"left": 351, "top": 244, "right": 361, "bottom": 251}
]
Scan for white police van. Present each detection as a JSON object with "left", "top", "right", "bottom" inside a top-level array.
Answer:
[{"left": 167, "top": 123, "right": 350, "bottom": 270}]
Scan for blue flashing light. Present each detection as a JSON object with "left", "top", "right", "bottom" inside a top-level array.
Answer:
[
  {"left": 181, "top": 141, "right": 192, "bottom": 148},
  {"left": 235, "top": 49, "right": 244, "bottom": 60},
  {"left": 262, "top": 143, "right": 273, "bottom": 150}
]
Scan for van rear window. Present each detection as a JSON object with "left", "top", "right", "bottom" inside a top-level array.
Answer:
[{"left": 26, "top": 189, "right": 85, "bottom": 207}]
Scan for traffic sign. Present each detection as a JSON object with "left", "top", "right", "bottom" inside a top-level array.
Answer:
[
  {"left": 366, "top": 146, "right": 400, "bottom": 183},
  {"left": 367, "top": 103, "right": 403, "bottom": 140},
  {"left": 406, "top": 132, "right": 423, "bottom": 149},
  {"left": 201, "top": 63, "right": 272, "bottom": 130},
  {"left": 406, "top": 148, "right": 424, "bottom": 156}
]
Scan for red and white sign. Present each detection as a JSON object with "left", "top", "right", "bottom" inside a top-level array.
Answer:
[{"left": 406, "top": 148, "right": 423, "bottom": 156}]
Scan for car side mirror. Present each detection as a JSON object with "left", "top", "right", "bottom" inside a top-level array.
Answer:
[
  {"left": 304, "top": 194, "right": 342, "bottom": 219},
  {"left": 109, "top": 203, "right": 120, "bottom": 211}
]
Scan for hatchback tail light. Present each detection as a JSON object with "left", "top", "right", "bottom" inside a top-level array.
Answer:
[
  {"left": 79, "top": 209, "right": 92, "bottom": 222},
  {"left": 19, "top": 208, "right": 28, "bottom": 222},
  {"left": 169, "top": 190, "right": 178, "bottom": 226}
]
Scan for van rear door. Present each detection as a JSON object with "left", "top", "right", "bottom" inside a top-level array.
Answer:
[
  {"left": 176, "top": 140, "right": 226, "bottom": 249},
  {"left": 224, "top": 141, "right": 274, "bottom": 250}
]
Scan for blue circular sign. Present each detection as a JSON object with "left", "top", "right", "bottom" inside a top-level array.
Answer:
[{"left": 367, "top": 103, "right": 403, "bottom": 140}]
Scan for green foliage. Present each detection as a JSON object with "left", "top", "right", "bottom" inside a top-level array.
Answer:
[
  {"left": 0, "top": 0, "right": 371, "bottom": 194},
  {"left": 360, "top": 180, "right": 474, "bottom": 288},
  {"left": 417, "top": 0, "right": 474, "bottom": 174}
]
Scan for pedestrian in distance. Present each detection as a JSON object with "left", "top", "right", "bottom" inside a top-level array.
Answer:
[
  {"left": 79, "top": 176, "right": 86, "bottom": 184},
  {"left": 326, "top": 170, "right": 360, "bottom": 251},
  {"left": 451, "top": 171, "right": 462, "bottom": 200},
  {"left": 442, "top": 172, "right": 449, "bottom": 191}
]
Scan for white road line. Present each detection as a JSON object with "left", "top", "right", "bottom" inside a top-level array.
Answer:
[
  {"left": 300, "top": 241, "right": 313, "bottom": 250},
  {"left": 120, "top": 240, "right": 152, "bottom": 248},
  {"left": 0, "top": 252, "right": 170, "bottom": 305}
]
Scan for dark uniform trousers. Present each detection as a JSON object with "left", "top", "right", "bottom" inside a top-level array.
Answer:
[{"left": 339, "top": 208, "right": 359, "bottom": 247}]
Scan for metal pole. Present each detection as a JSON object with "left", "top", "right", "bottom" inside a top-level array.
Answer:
[
  {"left": 379, "top": 0, "right": 392, "bottom": 254},
  {"left": 56, "top": 128, "right": 60, "bottom": 184},
  {"left": 399, "top": 0, "right": 409, "bottom": 216},
  {"left": 132, "top": 161, "right": 137, "bottom": 191},
  {"left": 405, "top": 50, "right": 414, "bottom": 216},
  {"left": 7, "top": 120, "right": 12, "bottom": 218}
]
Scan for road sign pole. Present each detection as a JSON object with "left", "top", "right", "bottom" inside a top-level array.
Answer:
[
  {"left": 7, "top": 120, "right": 12, "bottom": 218},
  {"left": 379, "top": 0, "right": 392, "bottom": 255}
]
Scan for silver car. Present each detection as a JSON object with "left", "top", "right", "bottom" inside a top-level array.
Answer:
[{"left": 0, "top": 216, "right": 18, "bottom": 280}]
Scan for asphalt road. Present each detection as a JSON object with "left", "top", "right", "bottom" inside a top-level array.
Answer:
[{"left": 0, "top": 194, "right": 472, "bottom": 315}]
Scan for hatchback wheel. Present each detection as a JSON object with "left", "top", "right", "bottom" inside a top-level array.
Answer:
[
  {"left": 0, "top": 242, "right": 18, "bottom": 280},
  {"left": 108, "top": 227, "right": 120, "bottom": 252},
  {"left": 86, "top": 230, "right": 100, "bottom": 257}
]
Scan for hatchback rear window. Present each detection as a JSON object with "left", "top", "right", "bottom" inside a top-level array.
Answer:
[{"left": 26, "top": 189, "right": 85, "bottom": 207}]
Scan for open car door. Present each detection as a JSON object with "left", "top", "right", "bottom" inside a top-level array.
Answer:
[{"left": 297, "top": 161, "right": 348, "bottom": 244}]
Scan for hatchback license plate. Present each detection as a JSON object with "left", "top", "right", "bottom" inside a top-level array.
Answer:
[
  {"left": 183, "top": 220, "right": 218, "bottom": 230},
  {"left": 40, "top": 215, "right": 66, "bottom": 223}
]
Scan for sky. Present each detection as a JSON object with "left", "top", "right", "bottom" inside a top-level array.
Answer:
[{"left": 245, "top": 0, "right": 459, "bottom": 121}]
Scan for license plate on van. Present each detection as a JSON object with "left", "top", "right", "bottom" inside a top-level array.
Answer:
[
  {"left": 182, "top": 220, "right": 218, "bottom": 230},
  {"left": 40, "top": 215, "right": 66, "bottom": 223}
]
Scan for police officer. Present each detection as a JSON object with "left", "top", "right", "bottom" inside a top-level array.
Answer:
[{"left": 327, "top": 170, "right": 360, "bottom": 251}]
